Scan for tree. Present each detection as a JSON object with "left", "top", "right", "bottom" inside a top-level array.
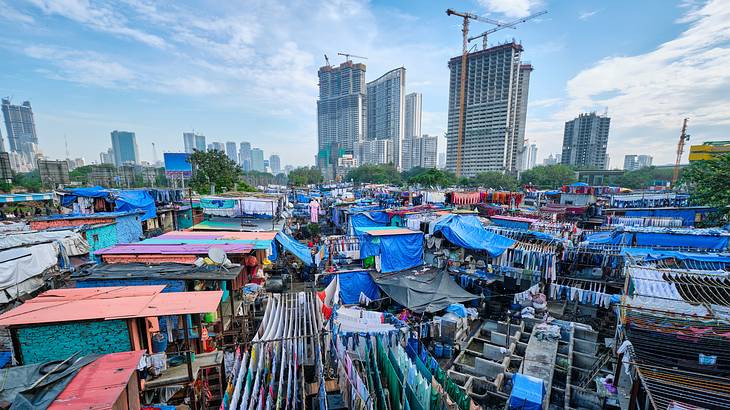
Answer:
[
  {"left": 189, "top": 149, "right": 244, "bottom": 194},
  {"left": 12, "top": 170, "right": 41, "bottom": 192},
  {"left": 468, "top": 172, "right": 519, "bottom": 190},
  {"left": 615, "top": 166, "right": 678, "bottom": 189},
  {"left": 403, "top": 167, "right": 455, "bottom": 187},
  {"left": 346, "top": 164, "right": 401, "bottom": 184},
  {"left": 682, "top": 154, "right": 730, "bottom": 221},
  {"left": 520, "top": 165, "right": 576, "bottom": 189},
  {"left": 288, "top": 167, "right": 323, "bottom": 186}
]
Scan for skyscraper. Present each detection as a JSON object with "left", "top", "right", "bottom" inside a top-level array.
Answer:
[
  {"left": 366, "top": 67, "right": 406, "bottom": 168},
  {"left": 438, "top": 153, "right": 446, "bottom": 169},
  {"left": 250, "top": 148, "right": 265, "bottom": 172},
  {"left": 110, "top": 130, "right": 139, "bottom": 166},
  {"left": 183, "top": 132, "right": 206, "bottom": 153},
  {"left": 183, "top": 132, "right": 195, "bottom": 153},
  {"left": 561, "top": 112, "right": 611, "bottom": 169},
  {"left": 357, "top": 139, "right": 392, "bottom": 166},
  {"left": 445, "top": 42, "right": 531, "bottom": 176},
  {"left": 317, "top": 61, "right": 367, "bottom": 155},
  {"left": 209, "top": 142, "right": 225, "bottom": 152},
  {"left": 402, "top": 92, "right": 423, "bottom": 170},
  {"left": 225, "top": 142, "right": 238, "bottom": 163},
  {"left": 522, "top": 143, "right": 538, "bottom": 171},
  {"left": 2, "top": 98, "right": 38, "bottom": 163},
  {"left": 402, "top": 135, "right": 438, "bottom": 170},
  {"left": 239, "top": 142, "right": 251, "bottom": 171},
  {"left": 623, "top": 154, "right": 653, "bottom": 171},
  {"left": 269, "top": 154, "right": 281, "bottom": 174}
]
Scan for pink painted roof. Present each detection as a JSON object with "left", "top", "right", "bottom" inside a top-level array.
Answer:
[
  {"left": 159, "top": 231, "right": 278, "bottom": 240},
  {"left": 491, "top": 215, "right": 537, "bottom": 223},
  {"left": 94, "top": 243, "right": 254, "bottom": 255},
  {"left": 0, "top": 286, "right": 223, "bottom": 326},
  {"left": 48, "top": 350, "right": 144, "bottom": 410},
  {"left": 366, "top": 228, "right": 421, "bottom": 236}
]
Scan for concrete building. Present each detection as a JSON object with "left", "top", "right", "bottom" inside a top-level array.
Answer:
[
  {"left": 522, "top": 143, "right": 538, "bottom": 171},
  {"left": 543, "top": 153, "right": 561, "bottom": 165},
  {"left": 445, "top": 43, "right": 531, "bottom": 176},
  {"left": 225, "top": 141, "right": 237, "bottom": 163},
  {"left": 561, "top": 112, "right": 610, "bottom": 169},
  {"left": 2, "top": 98, "right": 38, "bottom": 165},
  {"left": 250, "top": 148, "right": 265, "bottom": 172},
  {"left": 688, "top": 141, "right": 730, "bottom": 162},
  {"left": 110, "top": 130, "right": 139, "bottom": 166},
  {"left": 623, "top": 154, "right": 653, "bottom": 171},
  {"left": 366, "top": 67, "right": 406, "bottom": 168},
  {"left": 402, "top": 135, "right": 438, "bottom": 170},
  {"left": 208, "top": 142, "right": 225, "bottom": 152},
  {"left": 438, "top": 152, "right": 446, "bottom": 169},
  {"left": 317, "top": 61, "right": 367, "bottom": 155},
  {"left": 402, "top": 92, "right": 424, "bottom": 171},
  {"left": 239, "top": 142, "right": 251, "bottom": 170},
  {"left": 356, "top": 139, "right": 392, "bottom": 166},
  {"left": 269, "top": 154, "right": 281, "bottom": 174}
]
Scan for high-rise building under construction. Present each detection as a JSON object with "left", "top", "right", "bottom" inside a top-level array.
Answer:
[{"left": 445, "top": 42, "right": 532, "bottom": 177}]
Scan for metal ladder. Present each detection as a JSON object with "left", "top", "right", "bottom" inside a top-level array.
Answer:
[{"left": 578, "top": 348, "right": 613, "bottom": 389}]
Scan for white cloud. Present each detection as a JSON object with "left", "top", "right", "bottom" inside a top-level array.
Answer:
[
  {"left": 578, "top": 10, "right": 600, "bottom": 21},
  {"left": 478, "top": 0, "right": 544, "bottom": 18},
  {"left": 0, "top": 1, "right": 35, "bottom": 24},
  {"left": 528, "top": 0, "right": 730, "bottom": 165}
]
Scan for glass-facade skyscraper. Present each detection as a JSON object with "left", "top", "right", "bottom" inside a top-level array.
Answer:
[
  {"left": 366, "top": 67, "right": 405, "bottom": 168},
  {"left": 317, "top": 61, "right": 366, "bottom": 154},
  {"left": 110, "top": 130, "right": 139, "bottom": 166},
  {"left": 2, "top": 98, "right": 38, "bottom": 163}
]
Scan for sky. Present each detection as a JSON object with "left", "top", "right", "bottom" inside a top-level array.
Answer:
[{"left": 1, "top": 0, "right": 729, "bottom": 168}]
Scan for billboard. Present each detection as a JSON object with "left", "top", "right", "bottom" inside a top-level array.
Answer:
[{"left": 164, "top": 153, "right": 192, "bottom": 177}]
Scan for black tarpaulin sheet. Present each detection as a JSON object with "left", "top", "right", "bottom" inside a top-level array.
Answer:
[{"left": 371, "top": 268, "right": 478, "bottom": 313}]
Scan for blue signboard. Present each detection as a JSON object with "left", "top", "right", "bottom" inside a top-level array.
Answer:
[{"left": 164, "top": 153, "right": 192, "bottom": 176}]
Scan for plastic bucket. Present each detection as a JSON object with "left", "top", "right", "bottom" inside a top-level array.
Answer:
[
  {"left": 434, "top": 342, "right": 443, "bottom": 358},
  {"left": 443, "top": 344, "right": 453, "bottom": 358}
]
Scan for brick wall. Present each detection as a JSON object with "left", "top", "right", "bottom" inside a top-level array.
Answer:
[
  {"left": 30, "top": 217, "right": 115, "bottom": 230},
  {"left": 16, "top": 320, "right": 131, "bottom": 364}
]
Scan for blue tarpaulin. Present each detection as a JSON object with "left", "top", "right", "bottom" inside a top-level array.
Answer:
[
  {"left": 60, "top": 186, "right": 109, "bottom": 206},
  {"left": 275, "top": 232, "right": 314, "bottom": 266},
  {"left": 337, "top": 271, "right": 380, "bottom": 304},
  {"left": 490, "top": 218, "right": 531, "bottom": 230},
  {"left": 586, "top": 227, "right": 729, "bottom": 250},
  {"left": 348, "top": 211, "right": 390, "bottom": 234},
  {"left": 114, "top": 190, "right": 156, "bottom": 221},
  {"left": 623, "top": 208, "right": 714, "bottom": 227},
  {"left": 359, "top": 230, "right": 424, "bottom": 273},
  {"left": 509, "top": 373, "right": 545, "bottom": 410},
  {"left": 621, "top": 248, "right": 730, "bottom": 263},
  {"left": 433, "top": 214, "right": 515, "bottom": 257}
]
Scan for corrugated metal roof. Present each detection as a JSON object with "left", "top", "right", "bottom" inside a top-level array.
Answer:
[
  {"left": 48, "top": 350, "right": 144, "bottom": 410},
  {"left": 0, "top": 286, "right": 222, "bottom": 326},
  {"left": 94, "top": 243, "right": 254, "bottom": 255}
]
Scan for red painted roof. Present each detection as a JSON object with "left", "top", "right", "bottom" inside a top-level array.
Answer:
[
  {"left": 48, "top": 350, "right": 144, "bottom": 410},
  {"left": 0, "top": 286, "right": 223, "bottom": 326}
]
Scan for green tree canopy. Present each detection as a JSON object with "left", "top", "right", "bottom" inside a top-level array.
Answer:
[
  {"left": 681, "top": 154, "right": 730, "bottom": 221},
  {"left": 468, "top": 171, "right": 519, "bottom": 190},
  {"left": 189, "top": 149, "right": 245, "bottom": 194},
  {"left": 520, "top": 164, "right": 576, "bottom": 189},
  {"left": 403, "top": 167, "right": 455, "bottom": 187},
  {"left": 288, "top": 167, "right": 323, "bottom": 186},
  {"left": 614, "top": 166, "right": 677, "bottom": 189},
  {"left": 346, "top": 164, "right": 401, "bottom": 184},
  {"left": 12, "top": 170, "right": 41, "bottom": 192}
]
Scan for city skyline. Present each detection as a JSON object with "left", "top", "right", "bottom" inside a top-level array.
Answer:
[{"left": 0, "top": 1, "right": 728, "bottom": 167}]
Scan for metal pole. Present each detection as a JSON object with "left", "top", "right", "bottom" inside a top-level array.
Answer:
[{"left": 183, "top": 314, "right": 197, "bottom": 409}]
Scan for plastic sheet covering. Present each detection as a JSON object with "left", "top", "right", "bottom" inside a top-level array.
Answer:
[
  {"left": 275, "top": 232, "right": 314, "bottom": 266},
  {"left": 337, "top": 271, "right": 380, "bottom": 304},
  {"left": 432, "top": 214, "right": 515, "bottom": 257},
  {"left": 587, "top": 227, "right": 730, "bottom": 250},
  {"left": 114, "top": 190, "right": 157, "bottom": 221},
  {"left": 0, "top": 230, "right": 90, "bottom": 255},
  {"left": 509, "top": 373, "right": 545, "bottom": 410},
  {"left": 622, "top": 248, "right": 730, "bottom": 264},
  {"left": 372, "top": 268, "right": 479, "bottom": 313},
  {"left": 60, "top": 186, "right": 109, "bottom": 206},
  {"left": 360, "top": 231, "right": 423, "bottom": 273},
  {"left": 0, "top": 243, "right": 58, "bottom": 291},
  {"left": 348, "top": 211, "right": 390, "bottom": 235},
  {"left": 0, "top": 354, "right": 100, "bottom": 409}
]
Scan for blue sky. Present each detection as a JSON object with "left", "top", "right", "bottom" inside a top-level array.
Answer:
[{"left": 1, "top": 0, "right": 729, "bottom": 168}]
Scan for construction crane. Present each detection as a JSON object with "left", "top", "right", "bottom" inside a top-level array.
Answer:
[
  {"left": 446, "top": 8, "right": 546, "bottom": 176},
  {"left": 468, "top": 10, "right": 548, "bottom": 49},
  {"left": 324, "top": 54, "right": 331, "bottom": 67},
  {"left": 672, "top": 118, "right": 690, "bottom": 187},
  {"left": 337, "top": 52, "right": 368, "bottom": 62},
  {"left": 446, "top": 9, "right": 509, "bottom": 177}
]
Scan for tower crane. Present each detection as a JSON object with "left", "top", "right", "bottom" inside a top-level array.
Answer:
[
  {"left": 324, "top": 54, "right": 331, "bottom": 67},
  {"left": 337, "top": 52, "right": 368, "bottom": 62},
  {"left": 672, "top": 118, "right": 690, "bottom": 187},
  {"left": 446, "top": 8, "right": 546, "bottom": 176},
  {"left": 468, "top": 11, "right": 548, "bottom": 50}
]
